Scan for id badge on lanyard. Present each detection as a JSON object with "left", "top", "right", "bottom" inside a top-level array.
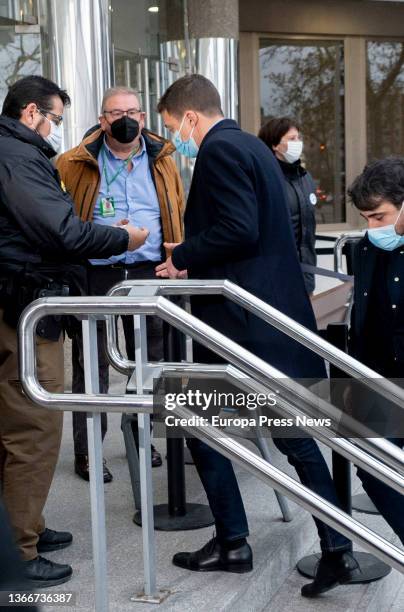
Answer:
[
  {"left": 100, "top": 144, "right": 137, "bottom": 219},
  {"left": 100, "top": 196, "right": 116, "bottom": 217}
]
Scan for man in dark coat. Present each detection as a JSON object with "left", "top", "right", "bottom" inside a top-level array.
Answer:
[
  {"left": 347, "top": 156, "right": 404, "bottom": 545},
  {"left": 156, "top": 75, "right": 356, "bottom": 598}
]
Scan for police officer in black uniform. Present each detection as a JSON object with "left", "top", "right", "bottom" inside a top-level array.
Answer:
[{"left": 0, "top": 75, "right": 148, "bottom": 588}]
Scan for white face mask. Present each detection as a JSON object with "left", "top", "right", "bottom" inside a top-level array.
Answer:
[
  {"left": 38, "top": 111, "right": 63, "bottom": 153},
  {"left": 44, "top": 119, "right": 63, "bottom": 153},
  {"left": 283, "top": 140, "right": 303, "bottom": 164}
]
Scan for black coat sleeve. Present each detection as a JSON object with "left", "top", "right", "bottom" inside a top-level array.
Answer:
[
  {"left": 171, "top": 140, "right": 259, "bottom": 270},
  {"left": 0, "top": 157, "right": 129, "bottom": 259},
  {"left": 300, "top": 172, "right": 317, "bottom": 294}
]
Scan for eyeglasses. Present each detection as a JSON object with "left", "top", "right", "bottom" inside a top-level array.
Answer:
[
  {"left": 103, "top": 108, "right": 142, "bottom": 119},
  {"left": 39, "top": 109, "right": 63, "bottom": 126}
]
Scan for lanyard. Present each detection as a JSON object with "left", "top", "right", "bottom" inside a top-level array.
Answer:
[{"left": 101, "top": 144, "right": 139, "bottom": 194}]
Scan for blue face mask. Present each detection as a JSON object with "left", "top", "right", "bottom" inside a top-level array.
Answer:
[
  {"left": 368, "top": 224, "right": 404, "bottom": 251},
  {"left": 172, "top": 116, "right": 199, "bottom": 158}
]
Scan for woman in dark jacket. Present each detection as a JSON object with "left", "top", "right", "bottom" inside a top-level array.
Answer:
[{"left": 259, "top": 117, "right": 317, "bottom": 294}]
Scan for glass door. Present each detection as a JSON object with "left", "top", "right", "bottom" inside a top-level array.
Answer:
[
  {"left": 111, "top": 0, "right": 168, "bottom": 136},
  {"left": 367, "top": 40, "right": 404, "bottom": 160},
  {"left": 259, "top": 38, "right": 345, "bottom": 224},
  {"left": 0, "top": 0, "right": 41, "bottom": 108},
  {"left": 0, "top": 24, "right": 42, "bottom": 108},
  {"left": 113, "top": 47, "right": 163, "bottom": 136}
]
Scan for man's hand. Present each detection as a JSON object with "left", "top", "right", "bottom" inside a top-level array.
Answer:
[
  {"left": 124, "top": 224, "right": 150, "bottom": 251},
  {"left": 155, "top": 256, "right": 187, "bottom": 279},
  {"left": 155, "top": 241, "right": 187, "bottom": 278},
  {"left": 114, "top": 218, "right": 129, "bottom": 228}
]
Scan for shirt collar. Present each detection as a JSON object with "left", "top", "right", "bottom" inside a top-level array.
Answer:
[{"left": 102, "top": 134, "right": 146, "bottom": 160}]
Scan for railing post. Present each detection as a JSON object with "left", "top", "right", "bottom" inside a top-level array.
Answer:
[
  {"left": 82, "top": 316, "right": 109, "bottom": 612},
  {"left": 165, "top": 321, "right": 186, "bottom": 518},
  {"left": 132, "top": 298, "right": 213, "bottom": 531},
  {"left": 131, "top": 313, "right": 170, "bottom": 604}
]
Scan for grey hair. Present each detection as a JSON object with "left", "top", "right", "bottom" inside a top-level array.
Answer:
[{"left": 101, "top": 86, "right": 143, "bottom": 112}]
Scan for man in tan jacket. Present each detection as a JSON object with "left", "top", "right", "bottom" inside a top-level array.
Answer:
[{"left": 57, "top": 86, "right": 184, "bottom": 480}]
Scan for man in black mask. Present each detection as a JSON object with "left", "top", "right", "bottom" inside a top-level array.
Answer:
[{"left": 57, "top": 87, "right": 184, "bottom": 481}]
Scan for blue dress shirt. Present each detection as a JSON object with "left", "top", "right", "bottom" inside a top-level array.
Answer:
[{"left": 90, "top": 136, "right": 162, "bottom": 265}]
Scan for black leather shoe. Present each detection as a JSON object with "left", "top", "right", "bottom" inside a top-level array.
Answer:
[
  {"left": 301, "top": 552, "right": 359, "bottom": 597},
  {"left": 37, "top": 528, "right": 73, "bottom": 553},
  {"left": 173, "top": 537, "right": 253, "bottom": 573},
  {"left": 151, "top": 445, "right": 162, "bottom": 468},
  {"left": 74, "top": 455, "right": 113, "bottom": 483},
  {"left": 24, "top": 556, "right": 72, "bottom": 588}
]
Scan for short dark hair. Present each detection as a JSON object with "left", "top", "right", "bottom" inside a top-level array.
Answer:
[
  {"left": 2, "top": 75, "right": 71, "bottom": 119},
  {"left": 348, "top": 157, "right": 404, "bottom": 211},
  {"left": 258, "top": 117, "right": 300, "bottom": 151},
  {"left": 157, "top": 74, "right": 223, "bottom": 119}
]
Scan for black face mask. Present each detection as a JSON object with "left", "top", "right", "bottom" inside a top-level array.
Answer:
[{"left": 110, "top": 116, "right": 139, "bottom": 143}]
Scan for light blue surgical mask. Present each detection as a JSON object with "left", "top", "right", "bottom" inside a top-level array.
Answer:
[
  {"left": 172, "top": 115, "right": 199, "bottom": 158},
  {"left": 368, "top": 224, "right": 404, "bottom": 251}
]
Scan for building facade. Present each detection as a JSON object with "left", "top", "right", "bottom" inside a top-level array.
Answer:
[{"left": 0, "top": 0, "right": 403, "bottom": 230}]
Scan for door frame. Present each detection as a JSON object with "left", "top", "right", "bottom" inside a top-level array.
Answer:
[{"left": 240, "top": 32, "right": 368, "bottom": 231}]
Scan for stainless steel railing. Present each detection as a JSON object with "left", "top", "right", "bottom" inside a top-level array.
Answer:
[
  {"left": 107, "top": 279, "right": 401, "bottom": 407},
  {"left": 172, "top": 401, "right": 404, "bottom": 572},
  {"left": 19, "top": 298, "right": 162, "bottom": 611},
  {"left": 106, "top": 280, "right": 404, "bottom": 477},
  {"left": 333, "top": 231, "right": 364, "bottom": 324},
  {"left": 158, "top": 362, "right": 404, "bottom": 496},
  {"left": 334, "top": 231, "right": 365, "bottom": 274},
  {"left": 19, "top": 293, "right": 404, "bottom": 580}
]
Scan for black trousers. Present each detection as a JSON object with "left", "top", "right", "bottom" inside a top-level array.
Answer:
[{"left": 72, "top": 262, "right": 163, "bottom": 456}]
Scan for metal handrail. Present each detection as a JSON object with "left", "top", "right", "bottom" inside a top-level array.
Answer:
[
  {"left": 19, "top": 296, "right": 154, "bottom": 413},
  {"left": 334, "top": 231, "right": 365, "bottom": 273},
  {"left": 18, "top": 294, "right": 404, "bottom": 576},
  {"left": 333, "top": 232, "right": 364, "bottom": 325},
  {"left": 172, "top": 401, "right": 404, "bottom": 574},
  {"left": 158, "top": 362, "right": 404, "bottom": 495},
  {"left": 107, "top": 279, "right": 404, "bottom": 411},
  {"left": 105, "top": 281, "right": 404, "bottom": 477},
  {"left": 160, "top": 296, "right": 404, "bottom": 477}
]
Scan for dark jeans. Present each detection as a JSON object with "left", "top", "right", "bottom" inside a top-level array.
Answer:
[
  {"left": 72, "top": 262, "right": 163, "bottom": 456},
  {"left": 187, "top": 435, "right": 351, "bottom": 552},
  {"left": 357, "top": 437, "right": 404, "bottom": 545}
]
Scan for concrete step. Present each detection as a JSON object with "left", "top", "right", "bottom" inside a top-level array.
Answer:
[
  {"left": 264, "top": 510, "right": 404, "bottom": 612},
  {"left": 42, "top": 411, "right": 323, "bottom": 611},
  {"left": 266, "top": 560, "right": 402, "bottom": 612},
  {"left": 44, "top": 348, "right": 404, "bottom": 611},
  {"left": 390, "top": 577, "right": 404, "bottom": 611}
]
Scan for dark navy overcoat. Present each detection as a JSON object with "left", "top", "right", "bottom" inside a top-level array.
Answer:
[{"left": 172, "top": 120, "right": 325, "bottom": 378}]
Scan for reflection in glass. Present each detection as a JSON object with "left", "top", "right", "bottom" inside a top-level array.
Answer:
[
  {"left": 259, "top": 39, "right": 345, "bottom": 224},
  {"left": 367, "top": 41, "right": 404, "bottom": 161},
  {"left": 0, "top": 30, "right": 42, "bottom": 109},
  {"left": 0, "top": 0, "right": 38, "bottom": 23},
  {"left": 111, "top": 0, "right": 168, "bottom": 135}
]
